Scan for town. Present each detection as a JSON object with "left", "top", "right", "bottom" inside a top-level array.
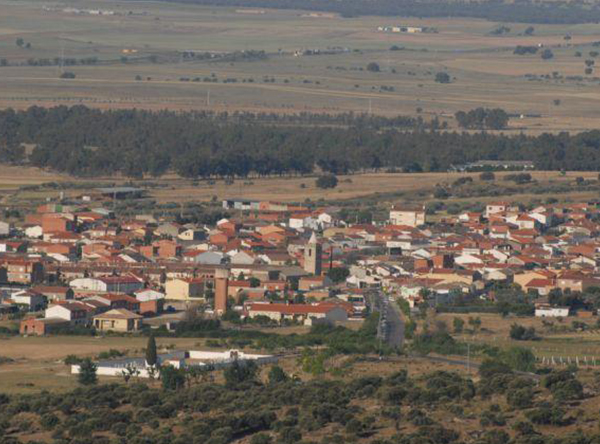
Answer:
[{"left": 1, "top": 192, "right": 597, "bottom": 340}]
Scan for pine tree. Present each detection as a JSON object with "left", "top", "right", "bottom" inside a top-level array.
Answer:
[{"left": 146, "top": 335, "right": 157, "bottom": 367}]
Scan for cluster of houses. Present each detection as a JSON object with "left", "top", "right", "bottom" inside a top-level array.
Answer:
[{"left": 2, "top": 196, "right": 600, "bottom": 335}]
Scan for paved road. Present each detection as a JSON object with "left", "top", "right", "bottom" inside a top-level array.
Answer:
[{"left": 369, "top": 289, "right": 404, "bottom": 349}]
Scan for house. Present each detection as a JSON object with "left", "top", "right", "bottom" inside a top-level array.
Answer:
[
  {"left": 485, "top": 202, "right": 516, "bottom": 218},
  {"left": 389, "top": 205, "right": 426, "bottom": 227},
  {"left": 93, "top": 309, "right": 143, "bottom": 332},
  {"left": 0, "top": 221, "right": 10, "bottom": 237},
  {"left": 298, "top": 275, "right": 333, "bottom": 291},
  {"left": 135, "top": 289, "right": 165, "bottom": 315},
  {"left": 85, "top": 294, "right": 141, "bottom": 313},
  {"left": 244, "top": 302, "right": 348, "bottom": 325},
  {"left": 45, "top": 301, "right": 93, "bottom": 325},
  {"left": 19, "top": 317, "right": 70, "bottom": 336},
  {"left": 9, "top": 290, "right": 46, "bottom": 311},
  {"left": 0, "top": 259, "right": 44, "bottom": 284},
  {"left": 31, "top": 285, "right": 74, "bottom": 302},
  {"left": 165, "top": 278, "right": 205, "bottom": 301}
]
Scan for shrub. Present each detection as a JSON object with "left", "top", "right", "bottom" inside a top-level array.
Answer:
[
  {"left": 506, "top": 387, "right": 534, "bottom": 409},
  {"left": 510, "top": 323, "right": 539, "bottom": 341},
  {"left": 366, "top": 62, "right": 380, "bottom": 72},
  {"left": 316, "top": 174, "right": 338, "bottom": 189},
  {"left": 480, "top": 171, "right": 495, "bottom": 181},
  {"left": 435, "top": 72, "right": 451, "bottom": 83}
]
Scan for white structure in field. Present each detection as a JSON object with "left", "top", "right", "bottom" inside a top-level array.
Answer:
[
  {"left": 535, "top": 306, "right": 570, "bottom": 317},
  {"left": 71, "top": 349, "right": 276, "bottom": 378}
]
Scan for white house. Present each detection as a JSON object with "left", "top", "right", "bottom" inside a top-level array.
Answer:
[
  {"left": 0, "top": 221, "right": 10, "bottom": 237},
  {"left": 10, "top": 290, "right": 46, "bottom": 311}
]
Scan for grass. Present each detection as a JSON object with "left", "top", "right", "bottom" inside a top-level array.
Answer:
[{"left": 2, "top": 0, "right": 600, "bottom": 131}]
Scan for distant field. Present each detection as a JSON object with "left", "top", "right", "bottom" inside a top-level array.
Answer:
[
  {"left": 3, "top": 168, "right": 599, "bottom": 210},
  {"left": 2, "top": 0, "right": 600, "bottom": 131}
]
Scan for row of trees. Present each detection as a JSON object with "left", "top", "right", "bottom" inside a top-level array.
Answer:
[
  {"left": 155, "top": 0, "right": 600, "bottom": 23},
  {"left": 454, "top": 108, "right": 509, "bottom": 130},
  {"left": 6, "top": 105, "right": 600, "bottom": 178}
]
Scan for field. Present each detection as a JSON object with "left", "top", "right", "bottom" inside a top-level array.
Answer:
[
  {"left": 2, "top": 0, "right": 600, "bottom": 131},
  {"left": 4, "top": 168, "right": 599, "bottom": 216},
  {"left": 438, "top": 312, "right": 600, "bottom": 364},
  {"left": 0, "top": 335, "right": 208, "bottom": 393}
]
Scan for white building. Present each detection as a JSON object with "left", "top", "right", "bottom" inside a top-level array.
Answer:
[
  {"left": 389, "top": 205, "right": 426, "bottom": 227},
  {"left": 535, "top": 306, "right": 570, "bottom": 317}
]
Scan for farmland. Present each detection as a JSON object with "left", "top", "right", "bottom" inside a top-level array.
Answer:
[
  {"left": 3, "top": 169, "right": 600, "bottom": 217},
  {"left": 2, "top": 0, "right": 600, "bottom": 132}
]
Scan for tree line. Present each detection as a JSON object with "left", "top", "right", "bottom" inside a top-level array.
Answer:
[
  {"left": 4, "top": 105, "right": 600, "bottom": 177},
  {"left": 138, "top": 0, "right": 600, "bottom": 24}
]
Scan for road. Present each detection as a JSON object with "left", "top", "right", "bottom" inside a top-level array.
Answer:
[{"left": 369, "top": 289, "right": 405, "bottom": 349}]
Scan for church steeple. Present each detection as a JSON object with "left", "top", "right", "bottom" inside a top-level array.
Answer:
[{"left": 304, "top": 232, "right": 322, "bottom": 276}]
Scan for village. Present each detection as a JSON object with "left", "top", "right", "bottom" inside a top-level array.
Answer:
[{"left": 0, "top": 189, "right": 598, "bottom": 346}]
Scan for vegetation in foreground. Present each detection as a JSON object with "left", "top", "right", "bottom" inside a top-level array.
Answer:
[{"left": 0, "top": 356, "right": 596, "bottom": 444}]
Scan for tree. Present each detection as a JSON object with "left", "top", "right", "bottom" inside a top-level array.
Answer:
[
  {"left": 316, "top": 174, "right": 338, "bottom": 189},
  {"left": 541, "top": 49, "right": 554, "bottom": 60},
  {"left": 268, "top": 365, "right": 288, "bottom": 384},
  {"left": 524, "top": 26, "right": 535, "bottom": 35},
  {"left": 15, "top": 38, "right": 24, "bottom": 47},
  {"left": 224, "top": 360, "right": 258, "bottom": 387},
  {"left": 160, "top": 365, "right": 186, "bottom": 390},
  {"left": 453, "top": 317, "right": 464, "bottom": 333},
  {"left": 77, "top": 358, "right": 97, "bottom": 385},
  {"left": 366, "top": 62, "right": 380, "bottom": 72},
  {"left": 327, "top": 267, "right": 350, "bottom": 283},
  {"left": 146, "top": 335, "right": 158, "bottom": 367},
  {"left": 510, "top": 323, "right": 539, "bottom": 341},
  {"left": 121, "top": 364, "right": 140, "bottom": 383},
  {"left": 435, "top": 72, "right": 451, "bottom": 83}
]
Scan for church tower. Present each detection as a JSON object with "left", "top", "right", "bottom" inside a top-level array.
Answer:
[{"left": 304, "top": 232, "right": 322, "bottom": 276}]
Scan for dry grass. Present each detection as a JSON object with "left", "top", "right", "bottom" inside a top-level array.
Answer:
[
  {"left": 2, "top": 0, "right": 600, "bottom": 131},
  {"left": 0, "top": 335, "right": 203, "bottom": 394},
  {"left": 2, "top": 168, "right": 597, "bottom": 208}
]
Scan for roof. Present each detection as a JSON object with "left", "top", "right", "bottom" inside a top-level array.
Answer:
[
  {"left": 246, "top": 302, "right": 341, "bottom": 315},
  {"left": 94, "top": 308, "right": 143, "bottom": 320}
]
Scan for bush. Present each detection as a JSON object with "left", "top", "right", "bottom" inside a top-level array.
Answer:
[
  {"left": 316, "top": 174, "right": 338, "bottom": 189},
  {"left": 366, "top": 62, "right": 380, "bottom": 72},
  {"left": 435, "top": 72, "right": 451, "bottom": 83},
  {"left": 480, "top": 171, "right": 495, "bottom": 181},
  {"left": 510, "top": 323, "right": 539, "bottom": 341},
  {"left": 506, "top": 387, "right": 534, "bottom": 409}
]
